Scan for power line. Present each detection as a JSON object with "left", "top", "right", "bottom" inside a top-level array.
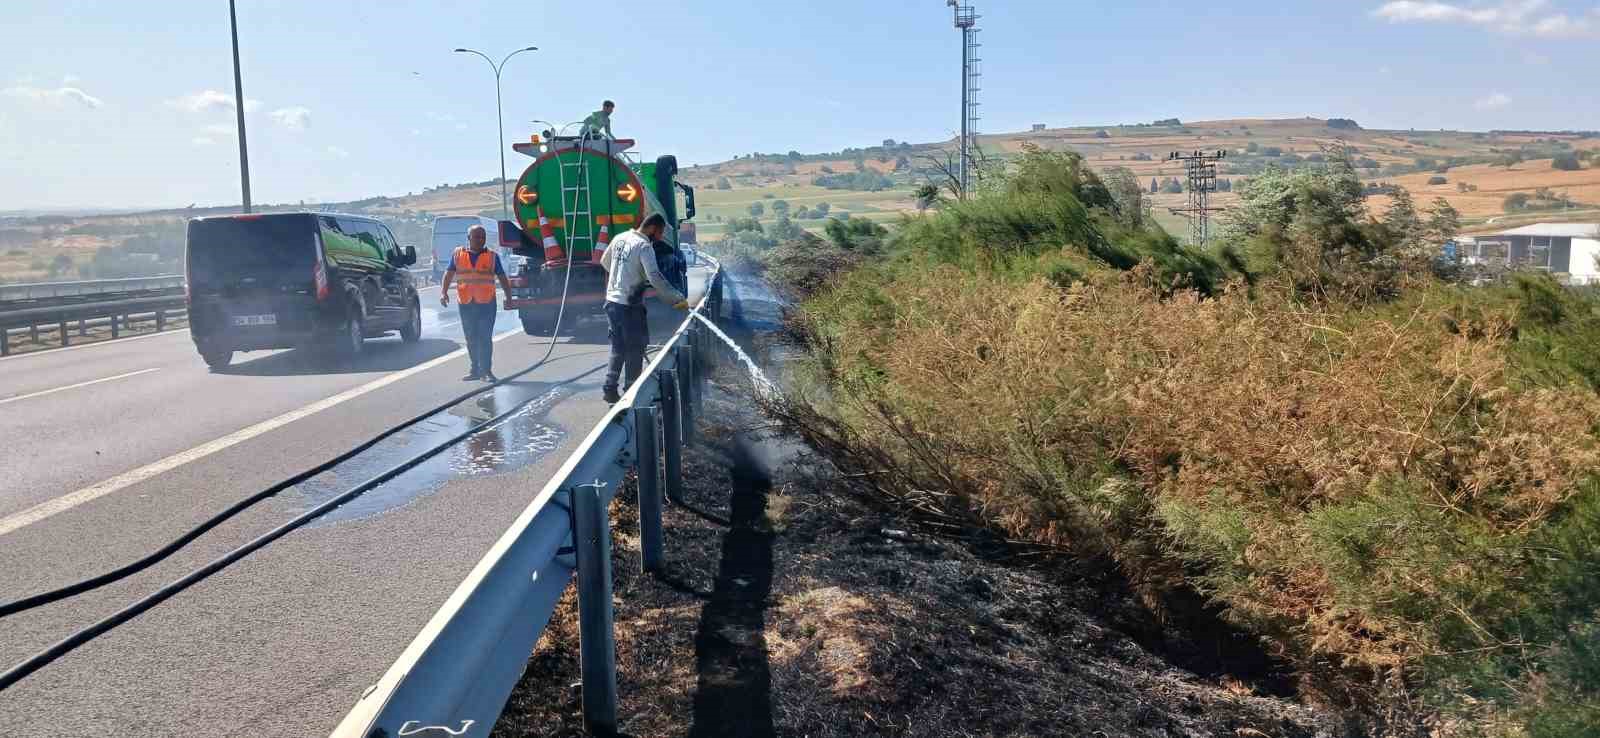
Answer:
[{"left": 1166, "top": 149, "right": 1227, "bottom": 245}]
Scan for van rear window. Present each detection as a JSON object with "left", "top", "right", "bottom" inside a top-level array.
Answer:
[{"left": 187, "top": 216, "right": 315, "bottom": 286}]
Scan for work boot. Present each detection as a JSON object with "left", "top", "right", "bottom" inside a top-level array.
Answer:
[
  {"left": 463, "top": 371, "right": 482, "bottom": 381},
  {"left": 482, "top": 371, "right": 498, "bottom": 383},
  {"left": 602, "top": 386, "right": 621, "bottom": 404}
]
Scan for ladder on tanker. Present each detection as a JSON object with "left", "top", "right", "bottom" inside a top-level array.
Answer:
[{"left": 559, "top": 133, "right": 598, "bottom": 260}]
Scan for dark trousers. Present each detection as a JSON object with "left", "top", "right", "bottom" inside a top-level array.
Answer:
[
  {"left": 605, "top": 301, "right": 649, "bottom": 392},
  {"left": 458, "top": 301, "right": 498, "bottom": 374}
]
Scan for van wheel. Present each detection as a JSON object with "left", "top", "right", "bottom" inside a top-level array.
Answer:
[
  {"left": 200, "top": 347, "right": 233, "bottom": 370},
  {"left": 399, "top": 300, "right": 422, "bottom": 343},
  {"left": 338, "top": 308, "right": 365, "bottom": 358}
]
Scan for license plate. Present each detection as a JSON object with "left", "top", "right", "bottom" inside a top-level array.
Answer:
[{"left": 232, "top": 314, "right": 277, "bottom": 326}]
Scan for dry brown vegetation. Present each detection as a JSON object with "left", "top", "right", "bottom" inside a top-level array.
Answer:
[
  {"left": 757, "top": 143, "right": 1600, "bottom": 734},
  {"left": 493, "top": 378, "right": 1345, "bottom": 737}
]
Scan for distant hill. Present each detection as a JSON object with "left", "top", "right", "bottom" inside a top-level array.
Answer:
[{"left": 7, "top": 118, "right": 1598, "bottom": 282}]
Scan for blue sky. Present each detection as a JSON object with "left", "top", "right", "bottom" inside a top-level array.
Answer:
[{"left": 2, "top": 0, "right": 1597, "bottom": 210}]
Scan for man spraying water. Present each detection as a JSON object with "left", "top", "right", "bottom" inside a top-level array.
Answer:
[{"left": 599, "top": 213, "right": 687, "bottom": 403}]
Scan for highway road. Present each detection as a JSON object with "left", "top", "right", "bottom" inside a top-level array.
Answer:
[{"left": 0, "top": 276, "right": 708, "bottom": 736}]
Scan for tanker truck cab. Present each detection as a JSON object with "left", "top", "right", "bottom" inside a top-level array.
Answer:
[
  {"left": 500, "top": 135, "right": 694, "bottom": 336},
  {"left": 185, "top": 212, "right": 422, "bottom": 370}
]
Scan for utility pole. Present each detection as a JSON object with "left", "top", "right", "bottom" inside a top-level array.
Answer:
[
  {"left": 229, "top": 0, "right": 252, "bottom": 213},
  {"left": 454, "top": 46, "right": 539, "bottom": 221},
  {"left": 1167, "top": 150, "right": 1227, "bottom": 245},
  {"left": 948, "top": 1, "right": 980, "bottom": 199}
]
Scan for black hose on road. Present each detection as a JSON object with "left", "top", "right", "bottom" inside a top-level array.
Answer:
[
  {"left": 1, "top": 207, "right": 589, "bottom": 622},
  {"left": 0, "top": 359, "right": 608, "bottom": 692}
]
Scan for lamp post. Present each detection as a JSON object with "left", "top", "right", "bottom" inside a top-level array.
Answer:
[
  {"left": 229, "top": 0, "right": 251, "bottom": 213},
  {"left": 454, "top": 46, "right": 538, "bottom": 221}
]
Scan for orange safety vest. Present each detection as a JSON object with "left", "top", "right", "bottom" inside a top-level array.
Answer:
[{"left": 453, "top": 247, "right": 498, "bottom": 304}]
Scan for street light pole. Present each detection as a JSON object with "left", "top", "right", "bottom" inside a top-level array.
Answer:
[
  {"left": 454, "top": 46, "right": 538, "bottom": 221},
  {"left": 229, "top": 0, "right": 252, "bottom": 213}
]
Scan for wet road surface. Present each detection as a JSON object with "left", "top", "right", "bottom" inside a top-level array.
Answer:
[{"left": 0, "top": 275, "right": 707, "bottom": 736}]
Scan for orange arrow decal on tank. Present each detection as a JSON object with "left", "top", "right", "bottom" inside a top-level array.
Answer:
[
  {"left": 516, "top": 186, "right": 538, "bottom": 205},
  {"left": 616, "top": 183, "right": 638, "bottom": 202}
]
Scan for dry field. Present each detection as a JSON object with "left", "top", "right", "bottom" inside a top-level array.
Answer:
[{"left": 1367, "top": 159, "right": 1600, "bottom": 218}]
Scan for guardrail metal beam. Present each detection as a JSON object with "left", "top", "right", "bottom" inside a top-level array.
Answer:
[{"left": 330, "top": 264, "right": 725, "bottom": 738}]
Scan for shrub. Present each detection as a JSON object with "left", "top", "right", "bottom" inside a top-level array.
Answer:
[
  {"left": 790, "top": 267, "right": 1600, "bottom": 729},
  {"left": 1428, "top": 175, "right": 1448, "bottom": 185},
  {"left": 1553, "top": 153, "right": 1582, "bottom": 171}
]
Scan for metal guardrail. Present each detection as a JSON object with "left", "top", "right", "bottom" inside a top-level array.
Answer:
[
  {"left": 0, "top": 296, "right": 190, "bottom": 356},
  {"left": 0, "top": 275, "right": 185, "bottom": 303},
  {"left": 332, "top": 260, "right": 726, "bottom": 738}
]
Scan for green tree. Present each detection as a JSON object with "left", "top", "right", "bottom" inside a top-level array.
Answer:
[
  {"left": 814, "top": 202, "right": 831, "bottom": 217},
  {"left": 748, "top": 201, "right": 765, "bottom": 218},
  {"left": 823, "top": 216, "right": 887, "bottom": 252},
  {"left": 768, "top": 214, "right": 803, "bottom": 241},
  {"left": 771, "top": 199, "right": 790, "bottom": 216},
  {"left": 1099, "top": 166, "right": 1147, "bottom": 228},
  {"left": 716, "top": 176, "right": 732, "bottom": 190},
  {"left": 1384, "top": 186, "right": 1424, "bottom": 252},
  {"left": 1553, "top": 153, "right": 1582, "bottom": 171},
  {"left": 1425, "top": 197, "right": 1461, "bottom": 245}
]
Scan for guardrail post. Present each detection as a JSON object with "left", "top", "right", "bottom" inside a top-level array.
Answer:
[
  {"left": 660, "top": 370, "right": 683, "bottom": 504},
  {"left": 156, "top": 309, "right": 166, "bottom": 331},
  {"left": 58, "top": 321, "right": 68, "bottom": 348},
  {"left": 679, "top": 347, "right": 697, "bottom": 447},
  {"left": 29, "top": 323, "right": 39, "bottom": 344},
  {"left": 110, "top": 315, "right": 119, "bottom": 339},
  {"left": 77, "top": 318, "right": 86, "bottom": 337},
  {"left": 634, "top": 406, "right": 664, "bottom": 572},
  {"left": 1, "top": 329, "right": 9, "bottom": 356},
  {"left": 572, "top": 481, "right": 619, "bottom": 736}
]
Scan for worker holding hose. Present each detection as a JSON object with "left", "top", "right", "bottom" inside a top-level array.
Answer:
[
  {"left": 600, "top": 213, "right": 688, "bottom": 404},
  {"left": 439, "top": 224, "right": 514, "bottom": 382}
]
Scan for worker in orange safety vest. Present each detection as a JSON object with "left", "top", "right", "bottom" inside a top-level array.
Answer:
[{"left": 439, "top": 224, "right": 514, "bottom": 381}]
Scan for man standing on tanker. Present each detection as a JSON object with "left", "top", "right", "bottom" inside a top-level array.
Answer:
[
  {"left": 599, "top": 213, "right": 688, "bottom": 403},
  {"left": 580, "top": 100, "right": 615, "bottom": 140},
  {"left": 439, "top": 224, "right": 514, "bottom": 382}
]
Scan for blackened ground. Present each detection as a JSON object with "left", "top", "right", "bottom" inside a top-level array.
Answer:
[{"left": 491, "top": 363, "right": 1352, "bottom": 738}]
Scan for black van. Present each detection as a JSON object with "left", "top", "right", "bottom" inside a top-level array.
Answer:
[{"left": 185, "top": 212, "right": 422, "bottom": 369}]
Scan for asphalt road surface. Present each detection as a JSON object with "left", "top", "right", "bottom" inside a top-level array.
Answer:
[{"left": 0, "top": 274, "right": 708, "bottom": 736}]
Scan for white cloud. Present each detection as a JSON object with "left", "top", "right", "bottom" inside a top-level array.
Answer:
[
  {"left": 1475, "top": 91, "right": 1513, "bottom": 109},
  {"left": 327, "top": 146, "right": 350, "bottom": 159},
  {"left": 192, "top": 137, "right": 216, "bottom": 146},
  {"left": 454, "top": 122, "right": 468, "bottom": 131},
  {"left": 1373, "top": 0, "right": 1600, "bottom": 38},
  {"left": 171, "top": 89, "right": 261, "bottom": 114},
  {"left": 426, "top": 111, "right": 455, "bottom": 122},
  {"left": 201, "top": 123, "right": 236, "bottom": 138},
  {"left": 2, "top": 84, "right": 104, "bottom": 109},
  {"left": 410, "top": 128, "right": 423, "bottom": 136},
  {"left": 269, "top": 106, "right": 311, "bottom": 131},
  {"left": 61, "top": 74, "right": 80, "bottom": 85}
]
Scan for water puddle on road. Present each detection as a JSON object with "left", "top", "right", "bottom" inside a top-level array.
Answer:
[{"left": 284, "top": 382, "right": 576, "bottom": 527}]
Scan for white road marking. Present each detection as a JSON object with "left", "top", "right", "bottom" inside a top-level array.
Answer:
[
  {"left": 0, "top": 368, "right": 162, "bottom": 406},
  {"left": 0, "top": 329, "right": 518, "bottom": 539}
]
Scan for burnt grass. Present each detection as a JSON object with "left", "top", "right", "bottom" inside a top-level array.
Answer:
[{"left": 490, "top": 365, "right": 1354, "bottom": 738}]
